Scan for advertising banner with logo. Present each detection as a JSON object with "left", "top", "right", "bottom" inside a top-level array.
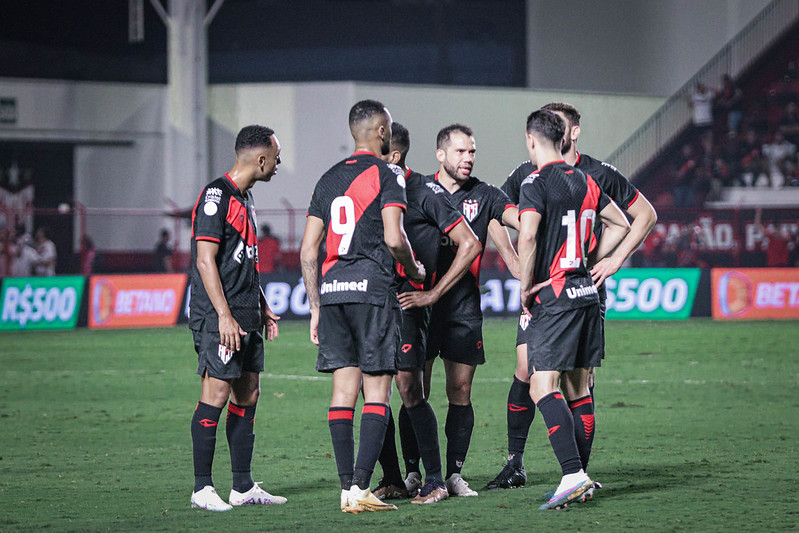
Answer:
[
  {"left": 0, "top": 276, "right": 85, "bottom": 330},
  {"left": 89, "top": 274, "right": 187, "bottom": 329},
  {"left": 712, "top": 268, "right": 799, "bottom": 320},
  {"left": 605, "top": 269, "right": 701, "bottom": 319}
]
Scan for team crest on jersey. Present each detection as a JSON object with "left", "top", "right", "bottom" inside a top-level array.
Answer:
[
  {"left": 462, "top": 199, "right": 479, "bottom": 222},
  {"left": 425, "top": 181, "right": 445, "bottom": 194},
  {"left": 519, "top": 313, "right": 530, "bottom": 331}
]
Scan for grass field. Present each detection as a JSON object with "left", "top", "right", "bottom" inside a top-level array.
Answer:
[{"left": 1, "top": 318, "right": 798, "bottom": 532}]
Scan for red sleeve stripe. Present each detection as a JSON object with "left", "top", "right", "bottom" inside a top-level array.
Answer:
[
  {"left": 504, "top": 204, "right": 516, "bottom": 211},
  {"left": 553, "top": 392, "right": 564, "bottom": 400},
  {"left": 195, "top": 236, "right": 221, "bottom": 243},
  {"left": 328, "top": 409, "right": 355, "bottom": 421},
  {"left": 228, "top": 403, "right": 245, "bottom": 417},
  {"left": 363, "top": 404, "right": 387, "bottom": 416},
  {"left": 384, "top": 202, "right": 407, "bottom": 211},
  {"left": 627, "top": 190, "right": 640, "bottom": 208},
  {"left": 444, "top": 216, "right": 465, "bottom": 234}
]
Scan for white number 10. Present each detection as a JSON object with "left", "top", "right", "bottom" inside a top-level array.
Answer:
[
  {"left": 560, "top": 209, "right": 596, "bottom": 269},
  {"left": 331, "top": 195, "right": 356, "bottom": 255}
]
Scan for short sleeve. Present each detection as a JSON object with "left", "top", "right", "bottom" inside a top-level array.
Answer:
[
  {"left": 489, "top": 185, "right": 514, "bottom": 222},
  {"left": 380, "top": 162, "right": 408, "bottom": 211},
  {"left": 423, "top": 186, "right": 464, "bottom": 234},
  {"left": 518, "top": 176, "right": 546, "bottom": 217},
  {"left": 194, "top": 186, "right": 225, "bottom": 243}
]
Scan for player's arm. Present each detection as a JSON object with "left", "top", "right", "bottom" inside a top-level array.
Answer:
[
  {"left": 196, "top": 240, "right": 246, "bottom": 352},
  {"left": 489, "top": 217, "right": 520, "bottom": 280},
  {"left": 397, "top": 220, "right": 481, "bottom": 310},
  {"left": 300, "top": 215, "right": 325, "bottom": 345},
  {"left": 259, "top": 286, "right": 280, "bottom": 341},
  {"left": 592, "top": 200, "right": 631, "bottom": 278},
  {"left": 382, "top": 205, "right": 425, "bottom": 283},
  {"left": 518, "top": 209, "right": 543, "bottom": 315},
  {"left": 501, "top": 205, "right": 520, "bottom": 231},
  {"left": 591, "top": 193, "right": 657, "bottom": 286}
]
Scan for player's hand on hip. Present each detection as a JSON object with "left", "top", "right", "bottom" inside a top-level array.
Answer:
[
  {"left": 590, "top": 256, "right": 622, "bottom": 287},
  {"left": 397, "top": 290, "right": 435, "bottom": 310},
  {"left": 521, "top": 279, "right": 552, "bottom": 316}
]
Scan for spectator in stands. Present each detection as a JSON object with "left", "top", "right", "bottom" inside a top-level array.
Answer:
[
  {"left": 755, "top": 208, "right": 793, "bottom": 267},
  {"left": 717, "top": 74, "right": 744, "bottom": 134},
  {"left": 744, "top": 101, "right": 769, "bottom": 137},
  {"left": 81, "top": 235, "right": 97, "bottom": 275},
  {"left": 153, "top": 228, "right": 173, "bottom": 273},
  {"left": 778, "top": 102, "right": 799, "bottom": 146},
  {"left": 738, "top": 129, "right": 767, "bottom": 187},
  {"left": 762, "top": 131, "right": 797, "bottom": 188},
  {"left": 32, "top": 226, "right": 57, "bottom": 276},
  {"left": 673, "top": 143, "right": 697, "bottom": 207},
  {"left": 689, "top": 82, "right": 714, "bottom": 134},
  {"left": 257, "top": 223, "right": 282, "bottom": 274},
  {"left": 10, "top": 224, "right": 36, "bottom": 276}
]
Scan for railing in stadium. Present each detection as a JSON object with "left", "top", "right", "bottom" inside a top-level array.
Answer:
[{"left": 605, "top": 0, "right": 799, "bottom": 180}]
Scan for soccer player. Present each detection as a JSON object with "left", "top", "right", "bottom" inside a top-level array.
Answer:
[
  {"left": 300, "top": 100, "right": 426, "bottom": 513},
  {"left": 517, "top": 109, "right": 630, "bottom": 509},
  {"left": 371, "top": 123, "right": 482, "bottom": 505},
  {"left": 487, "top": 102, "right": 657, "bottom": 490},
  {"left": 188, "top": 125, "right": 286, "bottom": 511},
  {"left": 410, "top": 124, "right": 520, "bottom": 497}
]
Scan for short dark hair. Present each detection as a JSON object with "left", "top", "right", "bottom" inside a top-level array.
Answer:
[
  {"left": 541, "top": 102, "right": 581, "bottom": 127},
  {"left": 235, "top": 125, "right": 274, "bottom": 153},
  {"left": 526, "top": 109, "right": 566, "bottom": 144},
  {"left": 349, "top": 99, "right": 387, "bottom": 128},
  {"left": 390, "top": 122, "right": 410, "bottom": 155},
  {"left": 436, "top": 123, "right": 473, "bottom": 149}
]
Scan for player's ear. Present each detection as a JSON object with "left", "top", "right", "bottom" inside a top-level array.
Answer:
[
  {"left": 571, "top": 124, "right": 581, "bottom": 141},
  {"left": 436, "top": 148, "right": 445, "bottom": 163},
  {"left": 389, "top": 150, "right": 401, "bottom": 165}
]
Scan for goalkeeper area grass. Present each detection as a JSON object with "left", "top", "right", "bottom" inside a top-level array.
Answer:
[{"left": 1, "top": 318, "right": 797, "bottom": 532}]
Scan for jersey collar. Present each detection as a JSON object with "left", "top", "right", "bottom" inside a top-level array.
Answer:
[{"left": 537, "top": 160, "right": 566, "bottom": 172}]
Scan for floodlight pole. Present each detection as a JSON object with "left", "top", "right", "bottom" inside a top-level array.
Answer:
[{"left": 149, "top": 0, "right": 224, "bottom": 210}]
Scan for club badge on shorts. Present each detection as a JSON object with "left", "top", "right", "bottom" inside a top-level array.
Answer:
[{"left": 218, "top": 344, "right": 233, "bottom": 364}]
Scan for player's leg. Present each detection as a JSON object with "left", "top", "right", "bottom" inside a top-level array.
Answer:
[
  {"left": 190, "top": 329, "right": 234, "bottom": 511},
  {"left": 374, "top": 402, "right": 406, "bottom": 499},
  {"left": 396, "top": 368, "right": 448, "bottom": 504},
  {"left": 330, "top": 366, "right": 362, "bottom": 491},
  {"left": 562, "top": 368, "right": 594, "bottom": 474},
  {"left": 442, "top": 359, "right": 479, "bottom": 496},
  {"left": 487, "top": 330, "right": 534, "bottom": 490}
]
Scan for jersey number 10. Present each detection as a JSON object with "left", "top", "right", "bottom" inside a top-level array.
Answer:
[{"left": 560, "top": 209, "right": 596, "bottom": 269}]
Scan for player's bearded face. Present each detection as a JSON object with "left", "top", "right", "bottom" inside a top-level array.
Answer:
[{"left": 441, "top": 133, "right": 475, "bottom": 181}]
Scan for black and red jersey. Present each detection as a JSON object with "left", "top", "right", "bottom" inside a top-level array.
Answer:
[
  {"left": 503, "top": 153, "right": 638, "bottom": 210},
  {"left": 189, "top": 173, "right": 262, "bottom": 332},
  {"left": 307, "top": 151, "right": 408, "bottom": 306},
  {"left": 430, "top": 173, "right": 515, "bottom": 321},
  {"left": 399, "top": 169, "right": 464, "bottom": 293},
  {"left": 518, "top": 161, "right": 611, "bottom": 312}
]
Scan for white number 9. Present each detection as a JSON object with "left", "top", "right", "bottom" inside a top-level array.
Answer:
[{"left": 331, "top": 195, "right": 356, "bottom": 255}]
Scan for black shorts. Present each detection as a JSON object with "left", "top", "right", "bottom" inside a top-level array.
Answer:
[
  {"left": 526, "top": 304, "right": 603, "bottom": 373},
  {"left": 193, "top": 329, "right": 265, "bottom": 380},
  {"left": 316, "top": 299, "right": 401, "bottom": 375},
  {"left": 397, "top": 306, "right": 431, "bottom": 371},
  {"left": 426, "top": 317, "right": 485, "bottom": 366}
]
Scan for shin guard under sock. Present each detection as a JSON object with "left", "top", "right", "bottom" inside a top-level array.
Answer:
[
  {"left": 328, "top": 407, "right": 355, "bottom": 489},
  {"left": 377, "top": 407, "right": 404, "bottom": 486},
  {"left": 352, "top": 403, "right": 390, "bottom": 489},
  {"left": 406, "top": 400, "right": 444, "bottom": 484},
  {"left": 226, "top": 402, "right": 257, "bottom": 493},
  {"left": 568, "top": 395, "right": 595, "bottom": 472},
  {"left": 398, "top": 404, "right": 421, "bottom": 475},
  {"left": 444, "top": 403, "right": 474, "bottom": 479},
  {"left": 191, "top": 402, "right": 222, "bottom": 492},
  {"left": 535, "top": 392, "right": 582, "bottom": 476}
]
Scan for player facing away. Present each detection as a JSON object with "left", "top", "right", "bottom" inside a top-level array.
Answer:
[
  {"left": 370, "top": 123, "right": 482, "bottom": 504},
  {"left": 517, "top": 110, "right": 630, "bottom": 509},
  {"left": 300, "top": 100, "right": 426, "bottom": 514},
  {"left": 401, "top": 124, "right": 520, "bottom": 498},
  {"left": 188, "top": 125, "right": 286, "bottom": 511},
  {"left": 488, "top": 102, "right": 657, "bottom": 491}
]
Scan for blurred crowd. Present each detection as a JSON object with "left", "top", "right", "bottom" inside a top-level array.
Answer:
[{"left": 0, "top": 224, "right": 57, "bottom": 277}]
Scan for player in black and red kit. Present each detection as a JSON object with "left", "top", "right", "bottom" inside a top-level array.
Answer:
[
  {"left": 408, "top": 124, "right": 520, "bottom": 498},
  {"left": 300, "top": 100, "right": 426, "bottom": 513},
  {"left": 487, "top": 102, "right": 657, "bottom": 491},
  {"left": 369, "top": 123, "right": 481, "bottom": 505},
  {"left": 518, "top": 109, "right": 630, "bottom": 509},
  {"left": 189, "top": 125, "right": 286, "bottom": 511}
]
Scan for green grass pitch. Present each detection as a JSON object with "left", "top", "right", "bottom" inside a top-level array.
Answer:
[{"left": 1, "top": 318, "right": 797, "bottom": 532}]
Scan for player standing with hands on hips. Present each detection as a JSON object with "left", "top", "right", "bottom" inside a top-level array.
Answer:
[
  {"left": 188, "top": 125, "right": 286, "bottom": 511},
  {"left": 517, "top": 110, "right": 629, "bottom": 509}
]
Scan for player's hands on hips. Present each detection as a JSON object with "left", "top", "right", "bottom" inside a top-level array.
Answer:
[
  {"left": 408, "top": 260, "right": 426, "bottom": 283},
  {"left": 521, "top": 279, "right": 552, "bottom": 316},
  {"left": 262, "top": 306, "right": 281, "bottom": 341},
  {"left": 590, "top": 255, "right": 623, "bottom": 288},
  {"left": 309, "top": 309, "right": 319, "bottom": 345},
  {"left": 219, "top": 312, "right": 246, "bottom": 352},
  {"left": 397, "top": 290, "right": 437, "bottom": 310}
]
